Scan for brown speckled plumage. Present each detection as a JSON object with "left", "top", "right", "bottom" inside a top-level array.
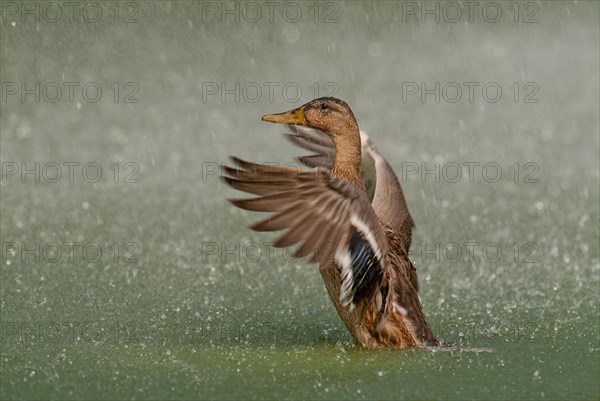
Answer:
[{"left": 223, "top": 97, "right": 436, "bottom": 348}]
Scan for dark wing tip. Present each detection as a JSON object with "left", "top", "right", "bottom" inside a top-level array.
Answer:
[
  {"left": 228, "top": 198, "right": 251, "bottom": 209},
  {"left": 221, "top": 175, "right": 241, "bottom": 188}
]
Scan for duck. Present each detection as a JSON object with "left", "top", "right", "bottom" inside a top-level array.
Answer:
[{"left": 222, "top": 97, "right": 437, "bottom": 348}]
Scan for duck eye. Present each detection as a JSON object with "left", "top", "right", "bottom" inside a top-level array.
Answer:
[{"left": 319, "top": 103, "right": 330, "bottom": 111}]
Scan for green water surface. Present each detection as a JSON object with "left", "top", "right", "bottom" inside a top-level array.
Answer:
[{"left": 1, "top": 1, "right": 598, "bottom": 400}]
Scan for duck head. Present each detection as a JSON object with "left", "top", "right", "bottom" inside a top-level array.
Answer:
[
  {"left": 262, "top": 97, "right": 359, "bottom": 139},
  {"left": 262, "top": 96, "right": 364, "bottom": 189}
]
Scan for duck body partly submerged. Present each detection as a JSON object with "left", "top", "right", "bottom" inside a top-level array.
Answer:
[{"left": 223, "top": 97, "right": 437, "bottom": 348}]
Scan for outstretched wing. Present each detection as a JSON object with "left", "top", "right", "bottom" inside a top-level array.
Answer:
[
  {"left": 284, "top": 126, "right": 414, "bottom": 251},
  {"left": 222, "top": 157, "right": 388, "bottom": 309},
  {"left": 361, "top": 136, "right": 414, "bottom": 250}
]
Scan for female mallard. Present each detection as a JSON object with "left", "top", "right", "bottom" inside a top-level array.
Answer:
[{"left": 222, "top": 97, "right": 437, "bottom": 348}]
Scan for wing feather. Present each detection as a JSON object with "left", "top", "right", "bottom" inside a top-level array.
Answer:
[
  {"left": 222, "top": 157, "right": 388, "bottom": 308},
  {"left": 283, "top": 128, "right": 414, "bottom": 252}
]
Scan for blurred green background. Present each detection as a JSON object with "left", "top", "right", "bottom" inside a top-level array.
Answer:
[{"left": 1, "top": 1, "right": 598, "bottom": 400}]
